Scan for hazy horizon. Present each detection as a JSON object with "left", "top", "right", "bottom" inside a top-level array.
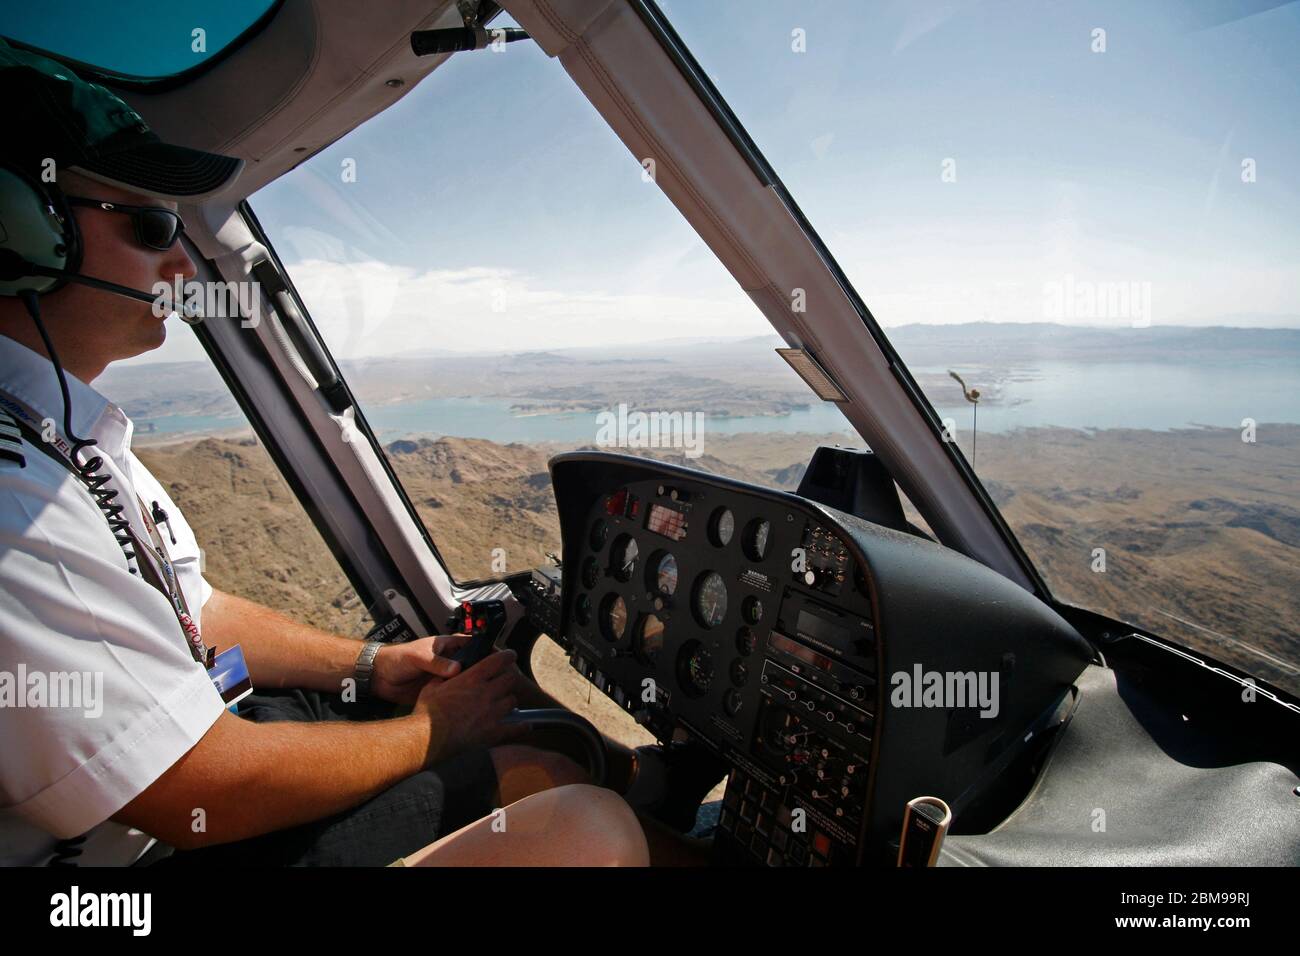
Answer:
[{"left": 123, "top": 315, "right": 1300, "bottom": 368}]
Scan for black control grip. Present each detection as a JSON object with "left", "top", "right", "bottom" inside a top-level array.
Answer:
[{"left": 447, "top": 600, "right": 507, "bottom": 668}]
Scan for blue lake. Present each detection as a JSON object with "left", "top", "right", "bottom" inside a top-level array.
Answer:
[
  {"left": 136, "top": 358, "right": 1299, "bottom": 441},
  {"left": 914, "top": 359, "right": 1299, "bottom": 433}
]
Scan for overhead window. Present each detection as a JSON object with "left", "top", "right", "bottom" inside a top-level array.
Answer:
[{"left": 1, "top": 0, "right": 280, "bottom": 84}]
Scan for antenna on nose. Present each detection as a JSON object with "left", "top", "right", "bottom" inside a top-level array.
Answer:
[{"left": 947, "top": 370, "right": 981, "bottom": 467}]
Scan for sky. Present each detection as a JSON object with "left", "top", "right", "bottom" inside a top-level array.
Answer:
[{"left": 134, "top": 0, "right": 1300, "bottom": 363}]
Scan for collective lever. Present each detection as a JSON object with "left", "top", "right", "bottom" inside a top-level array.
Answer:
[{"left": 897, "top": 795, "right": 952, "bottom": 867}]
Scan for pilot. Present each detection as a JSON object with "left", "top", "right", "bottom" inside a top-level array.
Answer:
[{"left": 0, "top": 41, "right": 648, "bottom": 867}]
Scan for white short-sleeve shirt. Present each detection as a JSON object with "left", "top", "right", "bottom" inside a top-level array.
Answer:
[{"left": 0, "top": 335, "right": 226, "bottom": 866}]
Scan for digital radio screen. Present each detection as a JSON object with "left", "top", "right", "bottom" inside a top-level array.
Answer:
[
  {"left": 795, "top": 607, "right": 851, "bottom": 650},
  {"left": 769, "top": 630, "right": 835, "bottom": 673}
]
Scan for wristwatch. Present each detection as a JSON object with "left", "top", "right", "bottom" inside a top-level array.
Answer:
[{"left": 354, "top": 640, "right": 383, "bottom": 700}]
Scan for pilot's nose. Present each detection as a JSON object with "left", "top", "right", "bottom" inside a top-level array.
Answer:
[{"left": 162, "top": 239, "right": 197, "bottom": 282}]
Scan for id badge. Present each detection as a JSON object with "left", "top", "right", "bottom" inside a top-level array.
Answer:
[{"left": 209, "top": 644, "right": 254, "bottom": 711}]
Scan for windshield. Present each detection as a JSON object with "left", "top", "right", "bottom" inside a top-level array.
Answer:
[
  {"left": 129, "top": 1, "right": 1299, "bottom": 697},
  {"left": 656, "top": 0, "right": 1300, "bottom": 693},
  {"left": 0, "top": 0, "right": 278, "bottom": 81}
]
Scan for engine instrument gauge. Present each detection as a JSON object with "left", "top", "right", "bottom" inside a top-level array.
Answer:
[
  {"left": 742, "top": 518, "right": 771, "bottom": 561},
  {"left": 581, "top": 556, "right": 600, "bottom": 589},
  {"left": 574, "top": 593, "right": 592, "bottom": 626},
  {"left": 724, "top": 688, "right": 743, "bottom": 716},
  {"left": 677, "top": 640, "right": 714, "bottom": 697},
  {"left": 693, "top": 571, "right": 728, "bottom": 628},
  {"left": 708, "top": 507, "right": 734, "bottom": 547}
]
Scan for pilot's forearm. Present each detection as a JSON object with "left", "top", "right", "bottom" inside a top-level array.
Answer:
[
  {"left": 113, "top": 709, "right": 435, "bottom": 849},
  {"left": 201, "top": 587, "right": 359, "bottom": 693}
]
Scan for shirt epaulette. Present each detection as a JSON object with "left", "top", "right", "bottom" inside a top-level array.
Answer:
[{"left": 0, "top": 408, "right": 25, "bottom": 467}]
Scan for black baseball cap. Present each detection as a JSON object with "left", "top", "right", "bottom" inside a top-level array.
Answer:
[{"left": 0, "top": 37, "right": 242, "bottom": 201}]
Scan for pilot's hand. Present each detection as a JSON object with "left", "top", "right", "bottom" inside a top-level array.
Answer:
[
  {"left": 372, "top": 633, "right": 471, "bottom": 705},
  {"left": 412, "top": 649, "right": 524, "bottom": 761}
]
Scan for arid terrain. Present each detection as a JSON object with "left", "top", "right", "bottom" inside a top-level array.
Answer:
[{"left": 138, "top": 423, "right": 1300, "bottom": 724}]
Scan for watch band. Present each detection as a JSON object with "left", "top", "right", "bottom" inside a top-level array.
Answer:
[{"left": 354, "top": 640, "right": 383, "bottom": 700}]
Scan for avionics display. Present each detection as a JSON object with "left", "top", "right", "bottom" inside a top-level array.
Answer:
[
  {"left": 646, "top": 502, "right": 688, "bottom": 541},
  {"left": 795, "top": 607, "right": 851, "bottom": 650}
]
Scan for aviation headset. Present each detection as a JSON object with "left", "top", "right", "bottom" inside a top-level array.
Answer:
[
  {"left": 0, "top": 159, "right": 186, "bottom": 310},
  {"left": 0, "top": 160, "right": 83, "bottom": 298}
]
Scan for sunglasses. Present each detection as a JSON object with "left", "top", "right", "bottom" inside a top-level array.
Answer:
[{"left": 66, "top": 196, "right": 186, "bottom": 251}]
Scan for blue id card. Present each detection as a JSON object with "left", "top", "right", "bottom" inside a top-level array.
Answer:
[{"left": 209, "top": 644, "right": 254, "bottom": 712}]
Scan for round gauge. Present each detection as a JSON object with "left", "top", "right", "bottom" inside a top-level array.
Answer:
[
  {"left": 647, "top": 551, "right": 678, "bottom": 597},
  {"left": 600, "top": 594, "right": 628, "bottom": 642},
  {"left": 708, "top": 507, "right": 735, "bottom": 547},
  {"left": 730, "top": 658, "right": 749, "bottom": 687},
  {"left": 741, "top": 595, "right": 764, "bottom": 625},
  {"left": 636, "top": 613, "right": 665, "bottom": 664},
  {"left": 736, "top": 626, "right": 757, "bottom": 656},
  {"left": 724, "top": 688, "right": 743, "bottom": 717},
  {"left": 610, "top": 535, "right": 639, "bottom": 582},
  {"left": 677, "top": 640, "right": 714, "bottom": 697},
  {"left": 574, "top": 593, "right": 592, "bottom": 626},
  {"left": 692, "top": 571, "right": 728, "bottom": 628},
  {"left": 589, "top": 518, "right": 608, "bottom": 551},
  {"left": 742, "top": 518, "right": 772, "bottom": 561},
  {"left": 581, "top": 556, "right": 600, "bottom": 590}
]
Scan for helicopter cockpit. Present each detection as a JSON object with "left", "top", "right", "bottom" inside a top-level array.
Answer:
[{"left": 2, "top": 0, "right": 1297, "bottom": 873}]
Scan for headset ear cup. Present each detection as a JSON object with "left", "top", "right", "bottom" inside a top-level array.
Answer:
[
  {"left": 0, "top": 163, "right": 80, "bottom": 296},
  {"left": 48, "top": 176, "right": 82, "bottom": 278}
]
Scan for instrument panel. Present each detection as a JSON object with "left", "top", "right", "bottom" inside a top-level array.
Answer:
[{"left": 549, "top": 451, "right": 1094, "bottom": 867}]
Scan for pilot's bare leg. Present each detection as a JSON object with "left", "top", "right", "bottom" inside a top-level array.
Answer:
[
  {"left": 486, "top": 741, "right": 707, "bottom": 865},
  {"left": 489, "top": 744, "right": 589, "bottom": 805},
  {"left": 397, "top": 784, "right": 649, "bottom": 867},
  {"left": 502, "top": 674, "right": 713, "bottom": 866},
  {"left": 504, "top": 677, "right": 639, "bottom": 790}
]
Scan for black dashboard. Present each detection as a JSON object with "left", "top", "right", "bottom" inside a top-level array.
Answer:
[{"left": 547, "top": 451, "right": 1094, "bottom": 866}]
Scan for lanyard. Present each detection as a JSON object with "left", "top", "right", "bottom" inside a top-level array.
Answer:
[
  {"left": 135, "top": 492, "right": 210, "bottom": 667},
  {"left": 0, "top": 386, "right": 212, "bottom": 668}
]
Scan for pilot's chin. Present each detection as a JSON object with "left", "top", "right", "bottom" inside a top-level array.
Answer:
[{"left": 139, "top": 314, "right": 168, "bottom": 352}]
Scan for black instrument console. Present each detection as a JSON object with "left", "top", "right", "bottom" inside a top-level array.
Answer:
[{"left": 549, "top": 452, "right": 1093, "bottom": 866}]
